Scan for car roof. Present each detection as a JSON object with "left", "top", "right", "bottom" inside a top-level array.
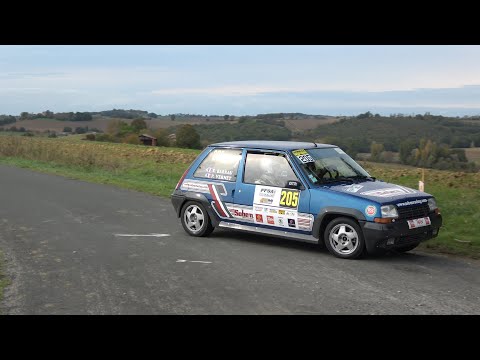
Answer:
[{"left": 210, "top": 140, "right": 337, "bottom": 151}]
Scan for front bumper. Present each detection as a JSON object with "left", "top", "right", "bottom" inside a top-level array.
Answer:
[{"left": 360, "top": 212, "right": 443, "bottom": 253}]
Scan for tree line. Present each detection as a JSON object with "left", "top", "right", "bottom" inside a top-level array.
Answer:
[{"left": 88, "top": 118, "right": 201, "bottom": 149}]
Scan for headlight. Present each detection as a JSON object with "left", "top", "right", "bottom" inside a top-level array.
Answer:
[
  {"left": 428, "top": 198, "right": 438, "bottom": 211},
  {"left": 381, "top": 205, "right": 398, "bottom": 218}
]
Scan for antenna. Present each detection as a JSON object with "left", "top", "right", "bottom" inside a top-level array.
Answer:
[{"left": 313, "top": 142, "right": 318, "bottom": 147}]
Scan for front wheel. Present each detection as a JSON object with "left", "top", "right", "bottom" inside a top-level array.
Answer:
[
  {"left": 180, "top": 201, "right": 214, "bottom": 237},
  {"left": 324, "top": 217, "right": 365, "bottom": 259}
]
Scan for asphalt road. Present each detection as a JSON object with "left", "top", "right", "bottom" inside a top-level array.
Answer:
[{"left": 1, "top": 164, "right": 479, "bottom": 315}]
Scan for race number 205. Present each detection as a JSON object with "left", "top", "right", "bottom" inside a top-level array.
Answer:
[{"left": 279, "top": 189, "right": 299, "bottom": 209}]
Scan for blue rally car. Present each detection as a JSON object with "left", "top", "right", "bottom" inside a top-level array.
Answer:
[{"left": 171, "top": 141, "right": 442, "bottom": 259}]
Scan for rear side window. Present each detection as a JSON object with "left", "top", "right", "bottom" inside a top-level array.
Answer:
[{"left": 193, "top": 148, "right": 242, "bottom": 182}]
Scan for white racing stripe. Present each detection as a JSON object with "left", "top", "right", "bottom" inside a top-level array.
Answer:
[{"left": 114, "top": 233, "right": 171, "bottom": 237}]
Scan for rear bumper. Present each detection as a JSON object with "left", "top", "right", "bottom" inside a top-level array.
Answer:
[
  {"left": 360, "top": 213, "right": 443, "bottom": 252},
  {"left": 171, "top": 191, "right": 185, "bottom": 217}
]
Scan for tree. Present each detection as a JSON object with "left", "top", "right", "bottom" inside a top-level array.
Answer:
[
  {"left": 131, "top": 118, "right": 147, "bottom": 132},
  {"left": 63, "top": 127, "right": 72, "bottom": 133},
  {"left": 153, "top": 129, "right": 170, "bottom": 147},
  {"left": 176, "top": 124, "right": 201, "bottom": 149},
  {"left": 20, "top": 112, "right": 29, "bottom": 120},
  {"left": 224, "top": 115, "right": 230, "bottom": 121},
  {"left": 399, "top": 140, "right": 416, "bottom": 164},
  {"left": 148, "top": 112, "right": 158, "bottom": 119},
  {"left": 106, "top": 119, "right": 124, "bottom": 136},
  {"left": 44, "top": 110, "right": 54, "bottom": 118},
  {"left": 170, "top": 114, "right": 176, "bottom": 121},
  {"left": 370, "top": 142, "right": 385, "bottom": 162}
]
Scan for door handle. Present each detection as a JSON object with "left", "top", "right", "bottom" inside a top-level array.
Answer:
[{"left": 232, "top": 189, "right": 235, "bottom": 196}]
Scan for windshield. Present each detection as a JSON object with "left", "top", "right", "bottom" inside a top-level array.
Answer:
[{"left": 291, "top": 147, "right": 371, "bottom": 185}]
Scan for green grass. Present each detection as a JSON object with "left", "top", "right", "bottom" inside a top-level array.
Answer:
[{"left": 0, "top": 156, "right": 189, "bottom": 198}]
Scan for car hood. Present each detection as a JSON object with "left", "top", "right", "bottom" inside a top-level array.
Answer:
[{"left": 325, "top": 180, "right": 432, "bottom": 205}]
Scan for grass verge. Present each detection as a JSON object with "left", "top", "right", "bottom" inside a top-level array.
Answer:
[{"left": 0, "top": 156, "right": 189, "bottom": 198}]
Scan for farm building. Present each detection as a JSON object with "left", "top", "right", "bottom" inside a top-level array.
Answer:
[{"left": 139, "top": 134, "right": 157, "bottom": 146}]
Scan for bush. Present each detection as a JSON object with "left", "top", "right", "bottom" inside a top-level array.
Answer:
[
  {"left": 85, "top": 134, "right": 96, "bottom": 141},
  {"left": 153, "top": 129, "right": 170, "bottom": 147},
  {"left": 123, "top": 133, "right": 141, "bottom": 145}
]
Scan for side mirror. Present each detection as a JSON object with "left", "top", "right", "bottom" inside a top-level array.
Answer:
[{"left": 285, "top": 180, "right": 303, "bottom": 190}]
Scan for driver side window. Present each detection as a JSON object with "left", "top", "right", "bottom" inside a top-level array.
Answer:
[{"left": 243, "top": 152, "right": 299, "bottom": 188}]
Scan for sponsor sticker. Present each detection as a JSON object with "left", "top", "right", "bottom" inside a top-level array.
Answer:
[
  {"left": 256, "top": 214, "right": 264, "bottom": 223},
  {"left": 232, "top": 208, "right": 254, "bottom": 221},
  {"left": 397, "top": 198, "right": 428, "bottom": 207},
  {"left": 278, "top": 218, "right": 284, "bottom": 226},
  {"left": 343, "top": 184, "right": 363, "bottom": 193},
  {"left": 288, "top": 218, "right": 296, "bottom": 228},
  {"left": 180, "top": 180, "right": 227, "bottom": 195},
  {"left": 365, "top": 205, "right": 377, "bottom": 217},
  {"left": 278, "top": 209, "right": 285, "bottom": 215},
  {"left": 292, "top": 149, "right": 315, "bottom": 164},
  {"left": 267, "top": 215, "right": 275, "bottom": 225},
  {"left": 360, "top": 186, "right": 417, "bottom": 198}
]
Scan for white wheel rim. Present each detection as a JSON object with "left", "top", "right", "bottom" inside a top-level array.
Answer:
[
  {"left": 184, "top": 205, "right": 205, "bottom": 234},
  {"left": 329, "top": 224, "right": 359, "bottom": 255}
]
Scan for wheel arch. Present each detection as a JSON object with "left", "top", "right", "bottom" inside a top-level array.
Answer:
[
  {"left": 173, "top": 191, "right": 221, "bottom": 227},
  {"left": 312, "top": 207, "right": 366, "bottom": 239}
]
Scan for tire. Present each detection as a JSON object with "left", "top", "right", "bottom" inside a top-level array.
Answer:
[
  {"left": 180, "top": 201, "right": 214, "bottom": 237},
  {"left": 324, "top": 217, "right": 365, "bottom": 259},
  {"left": 395, "top": 242, "right": 420, "bottom": 253}
]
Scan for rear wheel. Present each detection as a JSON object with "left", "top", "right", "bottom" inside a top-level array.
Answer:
[
  {"left": 324, "top": 217, "right": 365, "bottom": 259},
  {"left": 180, "top": 201, "right": 214, "bottom": 237}
]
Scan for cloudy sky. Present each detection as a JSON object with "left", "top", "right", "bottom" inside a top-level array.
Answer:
[{"left": 1, "top": 45, "right": 480, "bottom": 116}]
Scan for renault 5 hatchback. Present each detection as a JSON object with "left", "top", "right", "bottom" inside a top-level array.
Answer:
[{"left": 171, "top": 141, "right": 442, "bottom": 259}]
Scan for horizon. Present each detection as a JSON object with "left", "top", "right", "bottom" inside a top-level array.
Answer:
[
  {"left": 2, "top": 109, "right": 480, "bottom": 119},
  {"left": 2, "top": 45, "right": 480, "bottom": 117}
]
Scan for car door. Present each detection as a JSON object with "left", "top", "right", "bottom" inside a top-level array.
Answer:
[{"left": 230, "top": 149, "right": 313, "bottom": 233}]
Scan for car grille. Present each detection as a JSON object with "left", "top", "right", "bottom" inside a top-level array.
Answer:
[{"left": 397, "top": 204, "right": 430, "bottom": 220}]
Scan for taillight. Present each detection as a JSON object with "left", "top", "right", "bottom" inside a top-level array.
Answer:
[{"left": 175, "top": 167, "right": 190, "bottom": 190}]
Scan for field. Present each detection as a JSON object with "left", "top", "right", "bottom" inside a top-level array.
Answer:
[
  {"left": 465, "top": 147, "right": 480, "bottom": 165},
  {"left": 283, "top": 117, "right": 341, "bottom": 132},
  {"left": 2, "top": 115, "right": 342, "bottom": 134},
  {"left": 1, "top": 115, "right": 238, "bottom": 133},
  {"left": 0, "top": 135, "right": 479, "bottom": 259}
]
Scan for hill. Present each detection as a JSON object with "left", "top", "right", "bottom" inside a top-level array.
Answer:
[{"left": 302, "top": 114, "right": 480, "bottom": 155}]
